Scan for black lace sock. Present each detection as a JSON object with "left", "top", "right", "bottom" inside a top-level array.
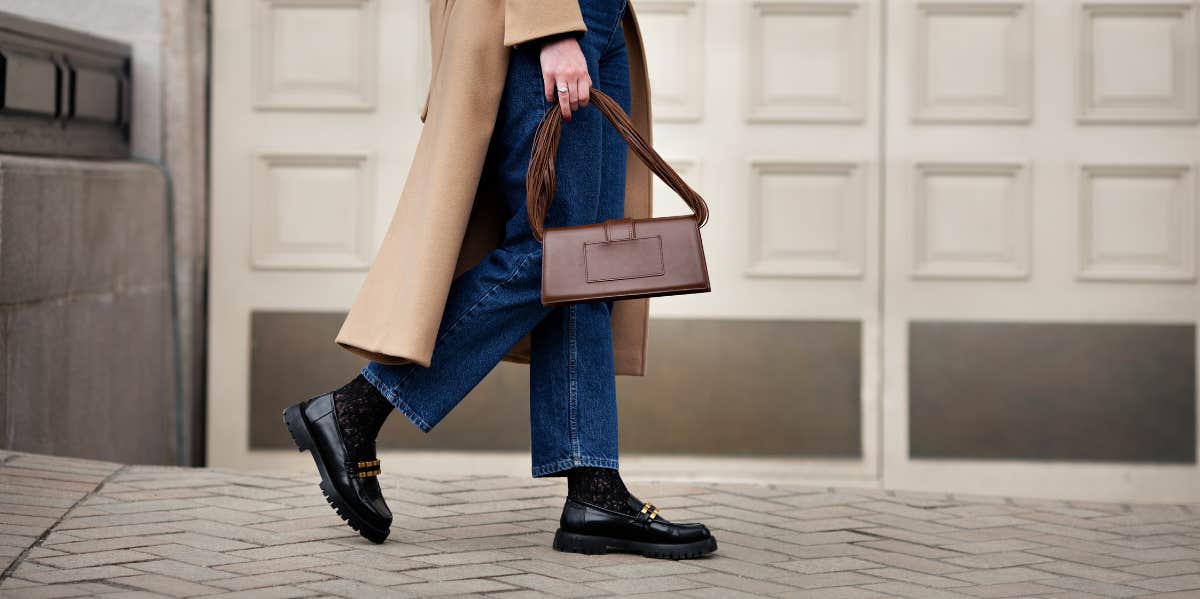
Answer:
[
  {"left": 566, "top": 466, "right": 635, "bottom": 515},
  {"left": 331, "top": 373, "right": 393, "bottom": 455}
]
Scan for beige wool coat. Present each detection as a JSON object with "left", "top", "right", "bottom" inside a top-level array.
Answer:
[{"left": 334, "top": 0, "right": 654, "bottom": 376}]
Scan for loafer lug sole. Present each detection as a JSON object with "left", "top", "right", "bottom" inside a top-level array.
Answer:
[
  {"left": 283, "top": 403, "right": 389, "bottom": 544},
  {"left": 553, "top": 529, "right": 716, "bottom": 560}
]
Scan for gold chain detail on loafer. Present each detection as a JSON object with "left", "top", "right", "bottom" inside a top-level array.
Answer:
[
  {"left": 639, "top": 502, "right": 660, "bottom": 521},
  {"left": 352, "top": 459, "right": 381, "bottom": 478}
]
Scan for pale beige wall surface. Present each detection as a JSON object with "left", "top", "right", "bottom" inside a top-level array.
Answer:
[{"left": 202, "top": 0, "right": 1200, "bottom": 502}]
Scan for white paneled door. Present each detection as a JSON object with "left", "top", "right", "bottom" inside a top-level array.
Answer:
[
  {"left": 884, "top": 0, "right": 1199, "bottom": 501},
  {"left": 207, "top": 0, "right": 429, "bottom": 469},
  {"left": 639, "top": 0, "right": 883, "bottom": 487},
  {"left": 209, "top": 0, "right": 1199, "bottom": 501}
]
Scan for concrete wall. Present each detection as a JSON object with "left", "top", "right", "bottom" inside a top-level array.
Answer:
[
  {"left": 0, "top": 158, "right": 177, "bottom": 463},
  {"left": 0, "top": 0, "right": 209, "bottom": 464}
]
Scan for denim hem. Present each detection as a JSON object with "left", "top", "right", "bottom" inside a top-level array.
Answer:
[
  {"left": 360, "top": 365, "right": 433, "bottom": 433},
  {"left": 531, "top": 455, "right": 619, "bottom": 478}
]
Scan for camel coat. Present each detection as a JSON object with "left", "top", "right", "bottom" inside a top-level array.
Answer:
[{"left": 334, "top": 0, "right": 654, "bottom": 375}]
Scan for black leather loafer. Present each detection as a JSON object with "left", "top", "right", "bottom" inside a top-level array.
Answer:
[
  {"left": 283, "top": 392, "right": 392, "bottom": 543},
  {"left": 553, "top": 495, "right": 717, "bottom": 559}
]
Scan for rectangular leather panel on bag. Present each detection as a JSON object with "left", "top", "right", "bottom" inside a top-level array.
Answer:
[
  {"left": 585, "top": 236, "right": 664, "bottom": 283},
  {"left": 528, "top": 89, "right": 712, "bottom": 306}
]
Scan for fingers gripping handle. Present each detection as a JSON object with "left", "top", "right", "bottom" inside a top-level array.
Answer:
[{"left": 525, "top": 88, "right": 710, "bottom": 243}]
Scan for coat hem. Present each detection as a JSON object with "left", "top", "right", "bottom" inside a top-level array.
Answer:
[{"left": 335, "top": 340, "right": 432, "bottom": 368}]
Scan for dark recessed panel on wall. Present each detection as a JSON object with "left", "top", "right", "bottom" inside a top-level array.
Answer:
[
  {"left": 249, "top": 312, "right": 862, "bottom": 458},
  {"left": 909, "top": 321, "right": 1196, "bottom": 463},
  {"left": 248, "top": 311, "right": 533, "bottom": 452},
  {"left": 617, "top": 319, "right": 861, "bottom": 457}
]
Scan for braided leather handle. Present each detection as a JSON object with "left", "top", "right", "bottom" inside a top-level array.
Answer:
[{"left": 526, "top": 88, "right": 710, "bottom": 242}]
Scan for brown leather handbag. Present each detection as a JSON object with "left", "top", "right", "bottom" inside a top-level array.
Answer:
[{"left": 526, "top": 89, "right": 711, "bottom": 306}]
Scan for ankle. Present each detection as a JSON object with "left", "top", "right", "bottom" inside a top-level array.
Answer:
[
  {"left": 331, "top": 373, "right": 393, "bottom": 454},
  {"left": 566, "top": 466, "right": 634, "bottom": 515}
]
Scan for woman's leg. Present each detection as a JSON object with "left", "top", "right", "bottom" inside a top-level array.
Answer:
[
  {"left": 529, "top": 11, "right": 632, "bottom": 479},
  {"left": 355, "top": 0, "right": 629, "bottom": 439},
  {"left": 318, "top": 0, "right": 716, "bottom": 557}
]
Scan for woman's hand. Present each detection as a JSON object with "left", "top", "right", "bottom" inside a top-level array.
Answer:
[{"left": 540, "top": 36, "right": 590, "bottom": 120}]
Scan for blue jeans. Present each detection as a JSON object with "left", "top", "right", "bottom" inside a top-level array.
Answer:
[{"left": 362, "top": 0, "right": 631, "bottom": 478}]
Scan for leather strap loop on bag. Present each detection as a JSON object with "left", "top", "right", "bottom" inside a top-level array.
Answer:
[{"left": 526, "top": 88, "right": 710, "bottom": 242}]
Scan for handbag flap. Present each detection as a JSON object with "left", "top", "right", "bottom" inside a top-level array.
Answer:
[{"left": 584, "top": 236, "right": 665, "bottom": 283}]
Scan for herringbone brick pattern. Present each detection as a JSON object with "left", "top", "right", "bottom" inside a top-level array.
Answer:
[{"left": 1, "top": 450, "right": 1199, "bottom": 598}]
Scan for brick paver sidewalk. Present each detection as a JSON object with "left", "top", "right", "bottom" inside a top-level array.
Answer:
[{"left": 1, "top": 450, "right": 1198, "bottom": 598}]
